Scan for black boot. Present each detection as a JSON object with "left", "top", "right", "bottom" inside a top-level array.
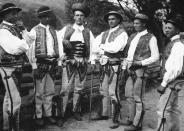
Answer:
[
  {"left": 57, "top": 118, "right": 65, "bottom": 127},
  {"left": 109, "top": 100, "right": 121, "bottom": 129},
  {"left": 12, "top": 109, "right": 20, "bottom": 131},
  {"left": 73, "top": 112, "right": 82, "bottom": 121}
]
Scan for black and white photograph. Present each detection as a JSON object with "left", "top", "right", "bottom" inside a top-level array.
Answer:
[{"left": 0, "top": 0, "right": 184, "bottom": 131}]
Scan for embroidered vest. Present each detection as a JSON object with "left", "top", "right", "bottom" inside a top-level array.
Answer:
[
  {"left": 35, "top": 25, "right": 59, "bottom": 59},
  {"left": 63, "top": 25, "right": 90, "bottom": 58},
  {"left": 162, "top": 38, "right": 184, "bottom": 77},
  {"left": 0, "top": 23, "right": 28, "bottom": 67},
  {"left": 126, "top": 32, "right": 153, "bottom": 61},
  {"left": 101, "top": 26, "right": 126, "bottom": 58}
]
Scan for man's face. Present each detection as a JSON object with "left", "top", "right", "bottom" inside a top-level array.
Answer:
[
  {"left": 164, "top": 23, "right": 178, "bottom": 38},
  {"left": 40, "top": 15, "right": 51, "bottom": 26},
  {"left": 5, "top": 10, "right": 19, "bottom": 24},
  {"left": 74, "top": 11, "right": 85, "bottom": 25},
  {"left": 133, "top": 19, "right": 146, "bottom": 32},
  {"left": 108, "top": 15, "right": 120, "bottom": 28}
]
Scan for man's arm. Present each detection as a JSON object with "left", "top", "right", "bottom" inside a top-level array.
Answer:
[
  {"left": 161, "top": 42, "right": 184, "bottom": 87},
  {"left": 56, "top": 30, "right": 65, "bottom": 66},
  {"left": 141, "top": 36, "right": 159, "bottom": 66},
  {"left": 0, "top": 29, "right": 29, "bottom": 55},
  {"left": 89, "top": 33, "right": 103, "bottom": 64},
  {"left": 26, "top": 28, "right": 37, "bottom": 69},
  {"left": 100, "top": 32, "right": 128, "bottom": 53}
]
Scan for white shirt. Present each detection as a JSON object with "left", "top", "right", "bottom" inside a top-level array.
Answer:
[
  {"left": 58, "top": 23, "right": 95, "bottom": 61},
  {"left": 122, "top": 30, "right": 159, "bottom": 69},
  {"left": 0, "top": 21, "right": 29, "bottom": 55},
  {"left": 27, "top": 23, "right": 64, "bottom": 69},
  {"left": 91, "top": 25, "right": 128, "bottom": 64},
  {"left": 161, "top": 34, "right": 184, "bottom": 87}
]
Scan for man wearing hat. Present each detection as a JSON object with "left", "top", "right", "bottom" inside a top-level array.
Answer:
[
  {"left": 27, "top": 6, "right": 64, "bottom": 126},
  {"left": 122, "top": 13, "right": 159, "bottom": 131},
  {"left": 156, "top": 14, "right": 184, "bottom": 131},
  {"left": 0, "top": 3, "right": 30, "bottom": 131},
  {"left": 90, "top": 10, "right": 128, "bottom": 129},
  {"left": 58, "top": 2, "right": 94, "bottom": 122}
]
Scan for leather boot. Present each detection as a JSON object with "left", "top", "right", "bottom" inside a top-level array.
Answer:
[
  {"left": 57, "top": 118, "right": 65, "bottom": 127},
  {"left": 35, "top": 118, "right": 44, "bottom": 127},
  {"left": 109, "top": 100, "right": 121, "bottom": 129},
  {"left": 12, "top": 109, "right": 20, "bottom": 131},
  {"left": 73, "top": 112, "right": 82, "bottom": 121}
]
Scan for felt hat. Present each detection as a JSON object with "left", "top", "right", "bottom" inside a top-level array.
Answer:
[
  {"left": 134, "top": 13, "right": 149, "bottom": 21},
  {"left": 37, "top": 6, "right": 52, "bottom": 18},
  {"left": 104, "top": 11, "right": 123, "bottom": 23},
  {"left": 0, "top": 3, "right": 21, "bottom": 17},
  {"left": 72, "top": 3, "right": 90, "bottom": 17}
]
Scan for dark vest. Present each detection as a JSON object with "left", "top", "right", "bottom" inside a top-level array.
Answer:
[
  {"left": 0, "top": 23, "right": 28, "bottom": 67},
  {"left": 34, "top": 25, "right": 59, "bottom": 59},
  {"left": 101, "top": 26, "right": 126, "bottom": 58},
  {"left": 162, "top": 38, "right": 184, "bottom": 77},
  {"left": 125, "top": 32, "right": 153, "bottom": 61},
  {"left": 63, "top": 25, "right": 90, "bottom": 58}
]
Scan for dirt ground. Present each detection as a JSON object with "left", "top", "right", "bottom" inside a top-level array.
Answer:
[{"left": 35, "top": 83, "right": 184, "bottom": 131}]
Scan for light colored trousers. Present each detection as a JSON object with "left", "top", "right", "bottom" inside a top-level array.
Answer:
[
  {"left": 100, "top": 65, "right": 119, "bottom": 116},
  {"left": 157, "top": 86, "right": 181, "bottom": 131},
  {"left": 0, "top": 67, "right": 21, "bottom": 130},
  {"left": 60, "top": 67, "right": 86, "bottom": 116},
  {"left": 125, "top": 68, "right": 146, "bottom": 127},
  {"left": 35, "top": 73, "right": 55, "bottom": 118}
]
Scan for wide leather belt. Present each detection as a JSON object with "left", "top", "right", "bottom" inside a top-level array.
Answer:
[{"left": 37, "top": 58, "right": 58, "bottom": 64}]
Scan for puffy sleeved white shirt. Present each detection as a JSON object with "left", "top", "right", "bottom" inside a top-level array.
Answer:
[
  {"left": 91, "top": 25, "right": 128, "bottom": 64},
  {"left": 0, "top": 21, "right": 29, "bottom": 55},
  {"left": 161, "top": 35, "right": 184, "bottom": 87}
]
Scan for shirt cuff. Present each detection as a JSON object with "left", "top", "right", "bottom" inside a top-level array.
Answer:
[
  {"left": 58, "top": 60, "right": 62, "bottom": 66},
  {"left": 91, "top": 60, "right": 95, "bottom": 64},
  {"left": 32, "top": 63, "right": 37, "bottom": 69},
  {"left": 141, "top": 60, "right": 146, "bottom": 66},
  {"left": 161, "top": 80, "right": 167, "bottom": 87}
]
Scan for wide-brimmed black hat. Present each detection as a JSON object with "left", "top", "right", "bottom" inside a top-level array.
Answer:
[
  {"left": 165, "top": 14, "right": 183, "bottom": 30},
  {"left": 0, "top": 3, "right": 21, "bottom": 17},
  {"left": 104, "top": 11, "right": 123, "bottom": 23},
  {"left": 37, "top": 6, "right": 52, "bottom": 18},
  {"left": 72, "top": 3, "right": 90, "bottom": 17},
  {"left": 134, "top": 13, "right": 149, "bottom": 21}
]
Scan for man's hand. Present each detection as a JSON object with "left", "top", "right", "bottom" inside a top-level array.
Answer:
[
  {"left": 33, "top": 69, "right": 40, "bottom": 79},
  {"left": 157, "top": 85, "right": 166, "bottom": 94}
]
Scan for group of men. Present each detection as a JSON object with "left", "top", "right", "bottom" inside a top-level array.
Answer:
[{"left": 0, "top": 1, "right": 183, "bottom": 131}]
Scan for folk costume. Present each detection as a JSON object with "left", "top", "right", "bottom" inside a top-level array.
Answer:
[
  {"left": 58, "top": 3, "right": 94, "bottom": 118},
  {"left": 0, "top": 3, "right": 30, "bottom": 130},
  {"left": 27, "top": 6, "right": 63, "bottom": 122},
  {"left": 91, "top": 11, "right": 128, "bottom": 128},
  {"left": 123, "top": 13, "right": 159, "bottom": 131},
  {"left": 157, "top": 16, "right": 184, "bottom": 131}
]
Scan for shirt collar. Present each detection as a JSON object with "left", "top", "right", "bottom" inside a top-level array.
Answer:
[
  {"left": 170, "top": 34, "right": 180, "bottom": 41},
  {"left": 137, "top": 29, "right": 148, "bottom": 36},
  {"left": 2, "top": 21, "right": 14, "bottom": 26},
  {"left": 109, "top": 25, "right": 120, "bottom": 32},
  {"left": 39, "top": 23, "right": 49, "bottom": 28},
  {"left": 73, "top": 23, "right": 84, "bottom": 31}
]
